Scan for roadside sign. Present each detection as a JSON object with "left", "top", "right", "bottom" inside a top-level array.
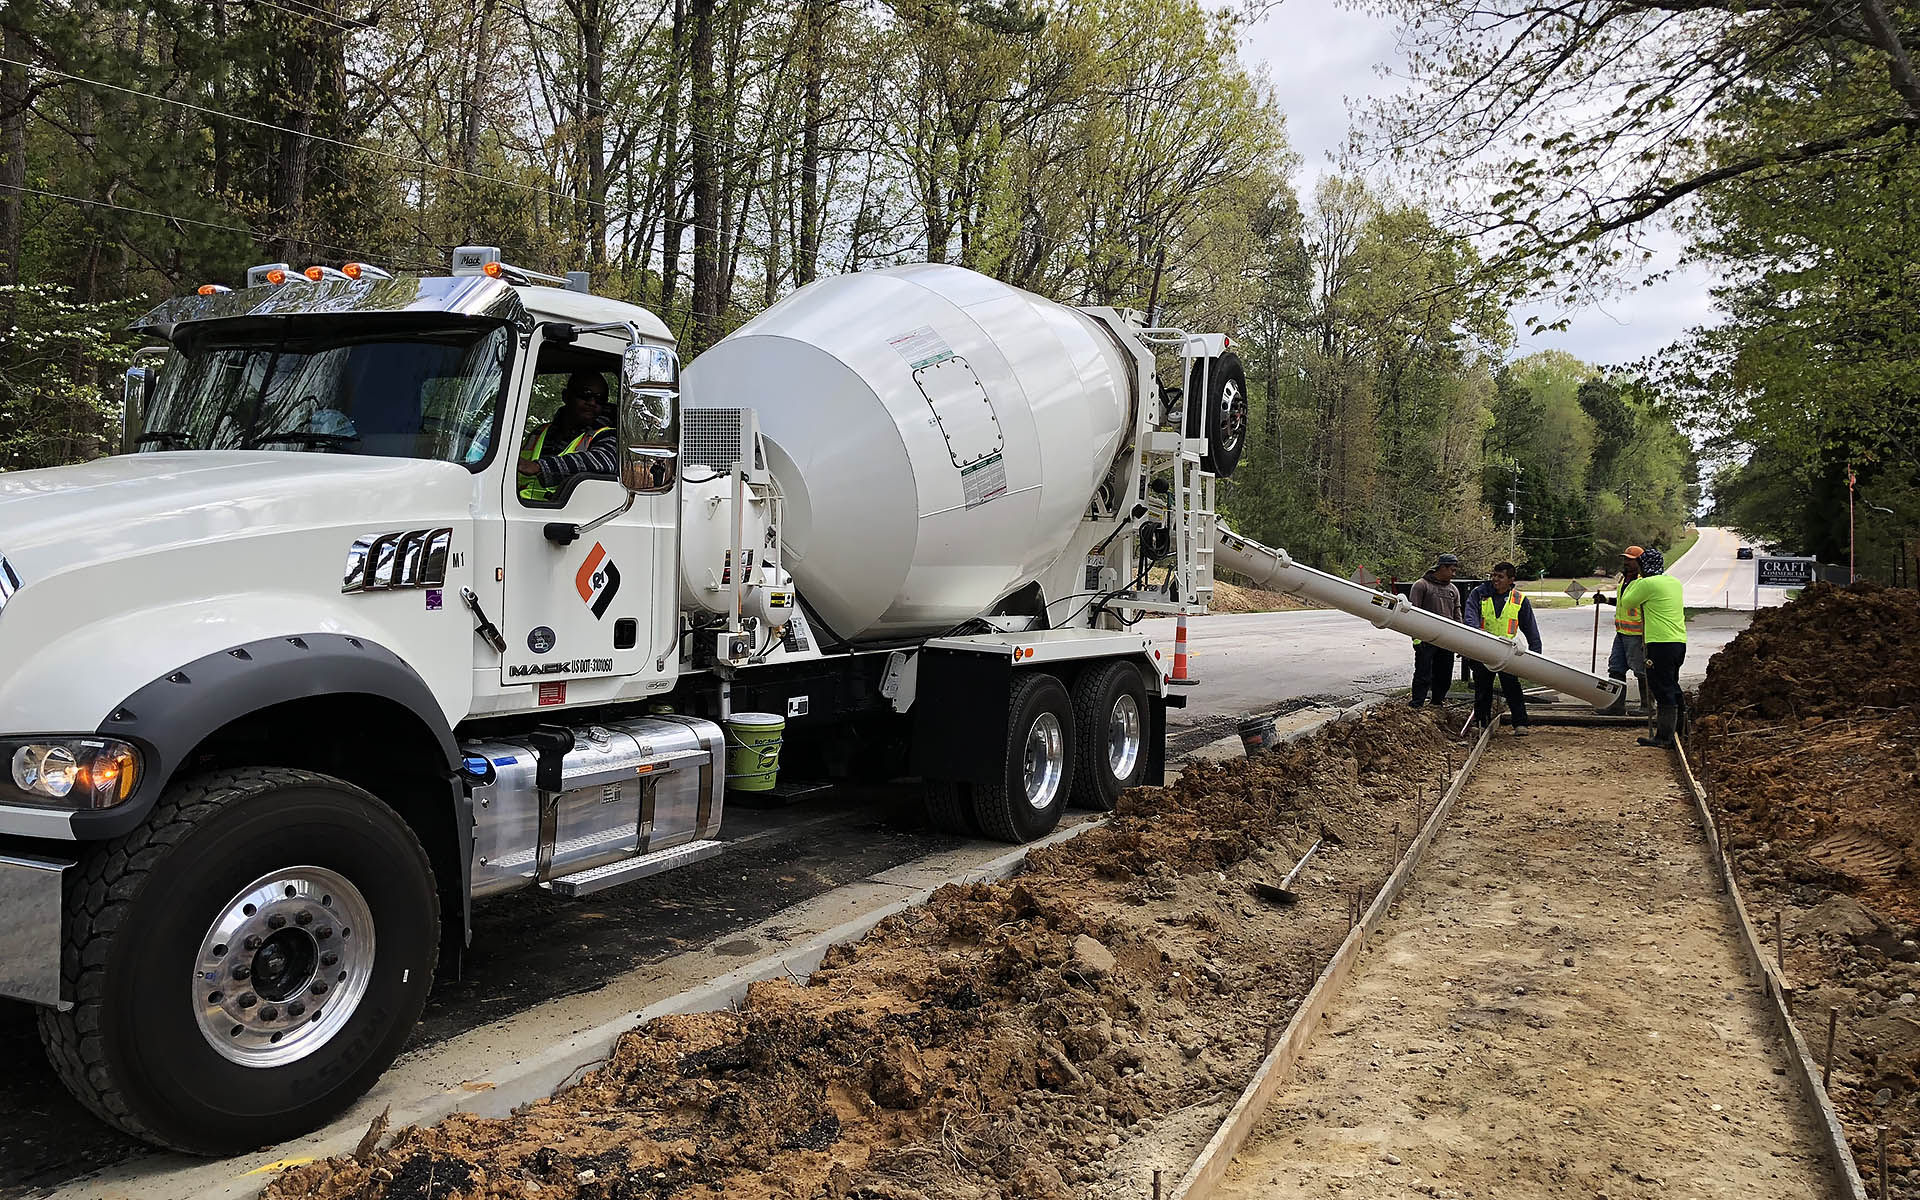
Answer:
[
  {"left": 1757, "top": 557, "right": 1817, "bottom": 587},
  {"left": 1563, "top": 580, "right": 1588, "bottom": 602}
]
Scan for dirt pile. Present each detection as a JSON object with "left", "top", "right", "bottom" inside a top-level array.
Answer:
[
  {"left": 1207, "top": 580, "right": 1314, "bottom": 614},
  {"left": 1693, "top": 580, "right": 1920, "bottom": 1195},
  {"left": 265, "top": 706, "right": 1460, "bottom": 1200}
]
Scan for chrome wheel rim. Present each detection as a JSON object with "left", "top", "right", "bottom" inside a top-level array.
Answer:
[
  {"left": 1022, "top": 712, "right": 1066, "bottom": 811},
  {"left": 192, "top": 866, "right": 375, "bottom": 1068},
  {"left": 1108, "top": 693, "right": 1142, "bottom": 781},
  {"left": 1218, "top": 380, "right": 1246, "bottom": 455}
]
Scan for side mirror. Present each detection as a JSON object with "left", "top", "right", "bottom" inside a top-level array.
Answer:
[
  {"left": 121, "top": 363, "right": 157, "bottom": 454},
  {"left": 620, "top": 343, "right": 679, "bottom": 496}
]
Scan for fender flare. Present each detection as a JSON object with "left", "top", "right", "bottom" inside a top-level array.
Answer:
[{"left": 79, "top": 636, "right": 469, "bottom": 930}]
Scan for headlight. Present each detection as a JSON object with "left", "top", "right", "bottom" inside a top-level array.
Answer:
[{"left": 3, "top": 738, "right": 140, "bottom": 809}]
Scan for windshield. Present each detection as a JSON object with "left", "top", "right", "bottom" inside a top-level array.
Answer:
[{"left": 138, "top": 318, "right": 514, "bottom": 466}]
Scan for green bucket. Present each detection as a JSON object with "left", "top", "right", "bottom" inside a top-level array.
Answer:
[{"left": 723, "top": 712, "right": 785, "bottom": 792}]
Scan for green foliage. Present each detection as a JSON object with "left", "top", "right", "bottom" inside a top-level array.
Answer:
[{"left": 0, "top": 286, "right": 143, "bottom": 470}]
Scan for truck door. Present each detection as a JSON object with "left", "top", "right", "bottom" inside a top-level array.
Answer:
[{"left": 498, "top": 328, "right": 667, "bottom": 694}]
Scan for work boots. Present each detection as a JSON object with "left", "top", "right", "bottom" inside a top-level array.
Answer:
[
  {"left": 1637, "top": 703, "right": 1677, "bottom": 749},
  {"left": 1634, "top": 675, "right": 1652, "bottom": 719}
]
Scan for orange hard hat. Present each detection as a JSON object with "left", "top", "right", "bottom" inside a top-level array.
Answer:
[{"left": 1622, "top": 546, "right": 1645, "bottom": 558}]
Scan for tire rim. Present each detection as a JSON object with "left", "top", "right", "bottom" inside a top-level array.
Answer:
[
  {"left": 1022, "top": 712, "right": 1066, "bottom": 812},
  {"left": 1218, "top": 380, "right": 1247, "bottom": 456},
  {"left": 192, "top": 866, "right": 376, "bottom": 1068},
  {"left": 1108, "top": 693, "right": 1142, "bottom": 781}
]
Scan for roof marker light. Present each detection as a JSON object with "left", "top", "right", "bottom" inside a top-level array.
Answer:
[
  {"left": 197, "top": 284, "right": 232, "bottom": 296},
  {"left": 341, "top": 262, "right": 390, "bottom": 281},
  {"left": 246, "top": 262, "right": 292, "bottom": 288},
  {"left": 303, "top": 265, "right": 353, "bottom": 282}
]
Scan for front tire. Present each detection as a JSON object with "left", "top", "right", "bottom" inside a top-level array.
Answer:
[
  {"left": 970, "top": 672, "right": 1076, "bottom": 843},
  {"left": 38, "top": 767, "right": 440, "bottom": 1155},
  {"left": 1070, "top": 661, "right": 1151, "bottom": 811}
]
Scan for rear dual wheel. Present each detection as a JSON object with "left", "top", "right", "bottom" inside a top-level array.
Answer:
[
  {"left": 922, "top": 672, "right": 1077, "bottom": 843},
  {"left": 1070, "top": 661, "right": 1151, "bottom": 811}
]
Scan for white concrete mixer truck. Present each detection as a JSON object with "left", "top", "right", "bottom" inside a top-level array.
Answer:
[{"left": 0, "top": 252, "right": 1621, "bottom": 1155}]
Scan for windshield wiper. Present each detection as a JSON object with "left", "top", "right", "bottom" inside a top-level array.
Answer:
[
  {"left": 253, "top": 431, "right": 360, "bottom": 449},
  {"left": 134, "top": 430, "right": 194, "bottom": 447}
]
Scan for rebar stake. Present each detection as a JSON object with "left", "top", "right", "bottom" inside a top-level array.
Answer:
[
  {"left": 1153, "top": 1168, "right": 1164, "bottom": 1200},
  {"left": 1824, "top": 1007, "right": 1839, "bottom": 1088},
  {"left": 1878, "top": 1125, "right": 1889, "bottom": 1200},
  {"left": 1775, "top": 909, "right": 1787, "bottom": 979},
  {"left": 1263, "top": 1020, "right": 1273, "bottom": 1055}
]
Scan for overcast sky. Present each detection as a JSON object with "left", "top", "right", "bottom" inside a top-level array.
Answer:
[{"left": 1241, "top": 3, "right": 1720, "bottom": 370}]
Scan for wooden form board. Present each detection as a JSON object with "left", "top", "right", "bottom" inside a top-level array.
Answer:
[
  {"left": 1673, "top": 736, "right": 1868, "bottom": 1200},
  {"left": 1170, "top": 720, "right": 1494, "bottom": 1200}
]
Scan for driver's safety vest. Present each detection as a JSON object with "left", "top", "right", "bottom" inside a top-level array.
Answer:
[
  {"left": 518, "top": 423, "right": 611, "bottom": 503},
  {"left": 1480, "top": 589, "right": 1524, "bottom": 637}
]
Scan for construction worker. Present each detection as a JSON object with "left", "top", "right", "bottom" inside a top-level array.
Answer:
[
  {"left": 1464, "top": 561, "right": 1541, "bottom": 736},
  {"left": 1609, "top": 546, "right": 1687, "bottom": 748},
  {"left": 1408, "top": 553, "right": 1464, "bottom": 707},
  {"left": 518, "top": 371, "right": 617, "bottom": 503},
  {"left": 1592, "top": 546, "right": 1649, "bottom": 717}
]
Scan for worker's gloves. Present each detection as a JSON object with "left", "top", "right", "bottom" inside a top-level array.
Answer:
[{"left": 1593, "top": 593, "right": 1614, "bottom": 606}]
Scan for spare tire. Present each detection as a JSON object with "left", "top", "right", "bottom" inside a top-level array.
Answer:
[{"left": 1184, "top": 350, "right": 1249, "bottom": 476}]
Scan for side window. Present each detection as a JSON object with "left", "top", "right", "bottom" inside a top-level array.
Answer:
[{"left": 515, "top": 346, "right": 620, "bottom": 508}]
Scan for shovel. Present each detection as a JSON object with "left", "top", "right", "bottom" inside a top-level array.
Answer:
[{"left": 1251, "top": 827, "right": 1346, "bottom": 906}]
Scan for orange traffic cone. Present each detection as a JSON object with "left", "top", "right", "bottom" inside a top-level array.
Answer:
[{"left": 1169, "top": 613, "right": 1198, "bottom": 686}]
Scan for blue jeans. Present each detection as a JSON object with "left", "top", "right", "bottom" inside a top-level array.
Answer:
[{"left": 1607, "top": 633, "right": 1646, "bottom": 680}]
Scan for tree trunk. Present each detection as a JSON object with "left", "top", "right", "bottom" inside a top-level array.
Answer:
[
  {"left": 659, "top": 0, "right": 686, "bottom": 325},
  {"left": 687, "top": 0, "right": 720, "bottom": 352},
  {"left": 581, "top": 0, "right": 606, "bottom": 265},
  {"left": 0, "top": 20, "right": 25, "bottom": 287},
  {"left": 795, "top": 0, "right": 824, "bottom": 285}
]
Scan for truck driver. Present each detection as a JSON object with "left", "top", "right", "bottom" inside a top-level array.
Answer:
[{"left": 517, "top": 370, "right": 618, "bottom": 502}]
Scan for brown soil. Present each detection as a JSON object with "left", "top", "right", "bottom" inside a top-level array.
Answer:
[
  {"left": 1214, "top": 728, "right": 1834, "bottom": 1200},
  {"left": 1208, "top": 580, "right": 1316, "bottom": 614},
  {"left": 264, "top": 707, "right": 1462, "bottom": 1200},
  {"left": 1693, "top": 580, "right": 1920, "bottom": 1196}
]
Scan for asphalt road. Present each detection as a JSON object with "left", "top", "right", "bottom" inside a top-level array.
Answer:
[
  {"left": 1670, "top": 524, "right": 1785, "bottom": 609},
  {"left": 1141, "top": 596, "right": 1752, "bottom": 746}
]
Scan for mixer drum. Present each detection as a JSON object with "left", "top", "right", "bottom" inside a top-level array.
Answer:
[{"left": 682, "top": 264, "right": 1138, "bottom": 644}]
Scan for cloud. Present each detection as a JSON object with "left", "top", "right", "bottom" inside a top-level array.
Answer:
[{"left": 1241, "top": 2, "right": 1724, "bottom": 367}]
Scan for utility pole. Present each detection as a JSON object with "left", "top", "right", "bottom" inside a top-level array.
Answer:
[
  {"left": 1507, "top": 464, "right": 1519, "bottom": 564},
  {"left": 1849, "top": 468, "right": 1857, "bottom": 582}
]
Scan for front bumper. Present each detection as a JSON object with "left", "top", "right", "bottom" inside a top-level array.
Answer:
[{"left": 0, "top": 852, "right": 72, "bottom": 1008}]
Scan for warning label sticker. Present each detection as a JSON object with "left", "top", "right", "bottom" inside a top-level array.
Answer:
[
  {"left": 887, "top": 325, "right": 955, "bottom": 371},
  {"left": 961, "top": 452, "right": 1008, "bottom": 509}
]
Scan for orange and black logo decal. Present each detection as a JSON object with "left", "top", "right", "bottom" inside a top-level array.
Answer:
[{"left": 575, "top": 543, "right": 621, "bottom": 619}]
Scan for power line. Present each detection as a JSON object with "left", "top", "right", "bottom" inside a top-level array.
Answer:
[
  {"left": 4, "top": 56, "right": 603, "bottom": 216},
  {"left": 0, "top": 181, "right": 441, "bottom": 271}
]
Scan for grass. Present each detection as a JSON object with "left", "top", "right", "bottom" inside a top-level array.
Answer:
[{"left": 1668, "top": 525, "right": 1702, "bottom": 565}]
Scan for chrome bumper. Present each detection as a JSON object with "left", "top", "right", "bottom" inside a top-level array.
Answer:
[{"left": 0, "top": 853, "right": 72, "bottom": 1008}]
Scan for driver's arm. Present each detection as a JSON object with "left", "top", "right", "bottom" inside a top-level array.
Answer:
[{"left": 527, "top": 426, "right": 619, "bottom": 488}]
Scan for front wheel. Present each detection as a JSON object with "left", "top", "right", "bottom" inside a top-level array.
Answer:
[{"left": 38, "top": 767, "right": 440, "bottom": 1154}]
